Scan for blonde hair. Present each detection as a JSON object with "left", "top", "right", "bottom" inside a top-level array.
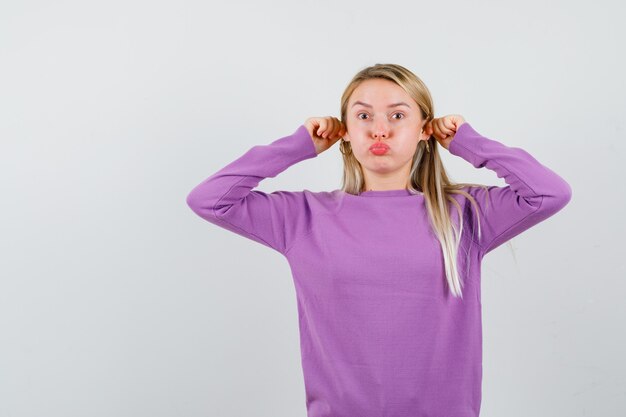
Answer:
[{"left": 338, "top": 63, "right": 490, "bottom": 299}]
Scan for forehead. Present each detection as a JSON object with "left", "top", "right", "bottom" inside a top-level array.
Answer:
[{"left": 349, "top": 79, "right": 414, "bottom": 108}]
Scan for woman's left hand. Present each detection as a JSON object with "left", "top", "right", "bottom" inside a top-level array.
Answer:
[{"left": 424, "top": 114, "right": 466, "bottom": 150}]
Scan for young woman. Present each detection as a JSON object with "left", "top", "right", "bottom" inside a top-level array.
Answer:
[{"left": 186, "top": 63, "right": 572, "bottom": 417}]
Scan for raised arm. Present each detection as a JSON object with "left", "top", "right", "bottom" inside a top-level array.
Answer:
[
  {"left": 448, "top": 122, "right": 572, "bottom": 257},
  {"left": 186, "top": 124, "right": 318, "bottom": 255}
]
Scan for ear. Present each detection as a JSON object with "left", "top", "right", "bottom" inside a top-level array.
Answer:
[{"left": 419, "top": 120, "right": 431, "bottom": 140}]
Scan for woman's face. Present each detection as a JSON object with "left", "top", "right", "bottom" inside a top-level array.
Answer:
[{"left": 344, "top": 78, "right": 429, "bottom": 178}]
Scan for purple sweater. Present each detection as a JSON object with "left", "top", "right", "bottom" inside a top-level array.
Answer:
[{"left": 186, "top": 122, "right": 572, "bottom": 417}]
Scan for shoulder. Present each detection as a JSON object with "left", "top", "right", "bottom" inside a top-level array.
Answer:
[
  {"left": 303, "top": 189, "right": 344, "bottom": 214},
  {"left": 448, "top": 184, "right": 491, "bottom": 202},
  {"left": 263, "top": 189, "right": 343, "bottom": 216},
  {"left": 447, "top": 184, "right": 495, "bottom": 218}
]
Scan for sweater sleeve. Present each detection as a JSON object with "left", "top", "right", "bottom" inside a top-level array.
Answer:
[
  {"left": 448, "top": 122, "right": 572, "bottom": 257},
  {"left": 186, "top": 124, "right": 318, "bottom": 255}
]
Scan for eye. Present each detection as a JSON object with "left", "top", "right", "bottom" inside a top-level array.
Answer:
[{"left": 357, "top": 112, "right": 405, "bottom": 120}]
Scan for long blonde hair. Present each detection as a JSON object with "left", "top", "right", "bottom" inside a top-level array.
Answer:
[{"left": 338, "top": 63, "right": 490, "bottom": 299}]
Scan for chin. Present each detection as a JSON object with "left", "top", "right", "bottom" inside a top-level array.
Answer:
[{"left": 363, "top": 162, "right": 396, "bottom": 173}]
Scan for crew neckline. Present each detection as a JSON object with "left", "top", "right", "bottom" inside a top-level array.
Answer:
[{"left": 358, "top": 189, "right": 421, "bottom": 197}]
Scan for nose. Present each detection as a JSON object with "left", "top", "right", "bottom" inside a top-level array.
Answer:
[{"left": 372, "top": 122, "right": 390, "bottom": 140}]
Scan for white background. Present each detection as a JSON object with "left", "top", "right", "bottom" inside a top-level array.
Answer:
[{"left": 1, "top": 0, "right": 624, "bottom": 416}]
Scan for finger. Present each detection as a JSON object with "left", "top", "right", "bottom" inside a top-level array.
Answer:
[
  {"left": 443, "top": 118, "right": 454, "bottom": 131},
  {"left": 332, "top": 118, "right": 341, "bottom": 138},
  {"left": 328, "top": 118, "right": 338, "bottom": 138},
  {"left": 335, "top": 119, "right": 344, "bottom": 137},
  {"left": 446, "top": 118, "right": 458, "bottom": 131},
  {"left": 317, "top": 119, "right": 327, "bottom": 137},
  {"left": 326, "top": 118, "right": 336, "bottom": 139},
  {"left": 433, "top": 119, "right": 444, "bottom": 137},
  {"left": 329, "top": 118, "right": 341, "bottom": 139},
  {"left": 323, "top": 118, "right": 335, "bottom": 138},
  {"left": 339, "top": 121, "right": 347, "bottom": 136},
  {"left": 438, "top": 120, "right": 453, "bottom": 136}
]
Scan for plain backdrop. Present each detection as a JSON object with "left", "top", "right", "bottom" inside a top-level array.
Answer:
[{"left": 1, "top": 1, "right": 625, "bottom": 416}]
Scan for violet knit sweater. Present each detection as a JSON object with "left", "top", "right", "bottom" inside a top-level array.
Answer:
[{"left": 186, "top": 122, "right": 572, "bottom": 417}]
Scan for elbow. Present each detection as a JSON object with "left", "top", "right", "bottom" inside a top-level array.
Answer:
[
  {"left": 545, "top": 178, "right": 573, "bottom": 213},
  {"left": 555, "top": 177, "right": 573, "bottom": 208},
  {"left": 186, "top": 183, "right": 228, "bottom": 222},
  {"left": 186, "top": 189, "right": 200, "bottom": 212},
  {"left": 186, "top": 188, "right": 217, "bottom": 219},
  {"left": 560, "top": 180, "right": 573, "bottom": 206}
]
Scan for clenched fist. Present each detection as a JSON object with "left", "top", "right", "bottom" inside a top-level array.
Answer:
[
  {"left": 424, "top": 114, "right": 466, "bottom": 150},
  {"left": 304, "top": 116, "right": 347, "bottom": 155}
]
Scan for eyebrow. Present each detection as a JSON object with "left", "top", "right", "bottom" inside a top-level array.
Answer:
[{"left": 351, "top": 101, "right": 411, "bottom": 109}]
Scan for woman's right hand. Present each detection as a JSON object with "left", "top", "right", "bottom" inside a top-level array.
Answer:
[{"left": 304, "top": 116, "right": 346, "bottom": 155}]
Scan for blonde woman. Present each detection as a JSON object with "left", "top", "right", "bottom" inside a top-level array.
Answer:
[{"left": 186, "top": 63, "right": 572, "bottom": 417}]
